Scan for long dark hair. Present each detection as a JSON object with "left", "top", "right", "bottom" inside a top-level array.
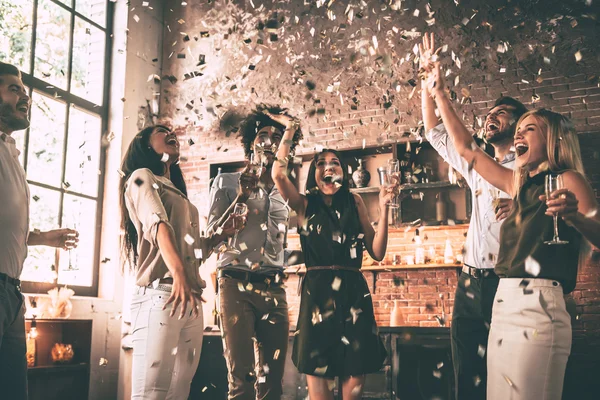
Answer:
[
  {"left": 305, "top": 149, "right": 351, "bottom": 195},
  {"left": 118, "top": 125, "right": 188, "bottom": 269}
]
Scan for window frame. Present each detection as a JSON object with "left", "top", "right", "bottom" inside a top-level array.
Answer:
[{"left": 20, "top": 0, "right": 114, "bottom": 297}]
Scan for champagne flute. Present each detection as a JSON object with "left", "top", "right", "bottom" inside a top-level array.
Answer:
[
  {"left": 228, "top": 203, "right": 248, "bottom": 254},
  {"left": 386, "top": 159, "right": 401, "bottom": 209},
  {"left": 544, "top": 174, "right": 569, "bottom": 245}
]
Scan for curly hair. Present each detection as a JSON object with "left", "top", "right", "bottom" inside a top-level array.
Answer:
[{"left": 239, "top": 104, "right": 303, "bottom": 158}]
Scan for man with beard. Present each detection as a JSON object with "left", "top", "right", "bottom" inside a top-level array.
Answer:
[
  {"left": 0, "top": 62, "right": 78, "bottom": 399},
  {"left": 419, "top": 31, "right": 527, "bottom": 400},
  {"left": 207, "top": 105, "right": 302, "bottom": 400}
]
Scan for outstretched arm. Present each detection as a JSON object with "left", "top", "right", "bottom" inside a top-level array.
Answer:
[
  {"left": 424, "top": 60, "right": 515, "bottom": 195},
  {"left": 269, "top": 111, "right": 307, "bottom": 217}
]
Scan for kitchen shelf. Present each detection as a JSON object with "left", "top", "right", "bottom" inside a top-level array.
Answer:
[
  {"left": 350, "top": 181, "right": 460, "bottom": 195},
  {"left": 28, "top": 363, "right": 89, "bottom": 375},
  {"left": 350, "top": 186, "right": 380, "bottom": 194},
  {"left": 399, "top": 181, "right": 457, "bottom": 191}
]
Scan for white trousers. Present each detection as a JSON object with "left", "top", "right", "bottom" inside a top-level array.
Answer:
[
  {"left": 130, "top": 287, "right": 204, "bottom": 400},
  {"left": 487, "top": 278, "right": 572, "bottom": 400}
]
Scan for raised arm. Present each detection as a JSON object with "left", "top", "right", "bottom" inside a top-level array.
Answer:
[
  {"left": 268, "top": 112, "right": 307, "bottom": 216},
  {"left": 544, "top": 170, "right": 600, "bottom": 249},
  {"left": 424, "top": 60, "right": 514, "bottom": 195},
  {"left": 419, "top": 33, "right": 441, "bottom": 132}
]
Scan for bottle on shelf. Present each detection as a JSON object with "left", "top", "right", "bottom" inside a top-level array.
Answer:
[
  {"left": 436, "top": 193, "right": 447, "bottom": 222},
  {"left": 444, "top": 239, "right": 454, "bottom": 264},
  {"left": 414, "top": 229, "right": 425, "bottom": 265}
]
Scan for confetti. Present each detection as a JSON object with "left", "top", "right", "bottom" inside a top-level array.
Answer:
[
  {"left": 524, "top": 255, "right": 541, "bottom": 277},
  {"left": 99, "top": 358, "right": 108, "bottom": 366},
  {"left": 477, "top": 344, "right": 486, "bottom": 358},
  {"left": 184, "top": 234, "right": 195, "bottom": 245},
  {"left": 574, "top": 51, "right": 582, "bottom": 62},
  {"left": 331, "top": 277, "right": 342, "bottom": 291}
]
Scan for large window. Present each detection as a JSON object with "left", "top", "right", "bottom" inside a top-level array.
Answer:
[{"left": 0, "top": 0, "right": 112, "bottom": 296}]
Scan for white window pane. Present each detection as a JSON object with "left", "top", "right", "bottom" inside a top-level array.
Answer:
[
  {"left": 0, "top": 0, "right": 34, "bottom": 74},
  {"left": 76, "top": 0, "right": 107, "bottom": 27},
  {"left": 27, "top": 91, "right": 66, "bottom": 187},
  {"left": 64, "top": 106, "right": 101, "bottom": 196},
  {"left": 21, "top": 185, "right": 60, "bottom": 284},
  {"left": 34, "top": 0, "right": 71, "bottom": 89},
  {"left": 71, "top": 17, "right": 105, "bottom": 104},
  {"left": 58, "top": 194, "right": 97, "bottom": 287}
]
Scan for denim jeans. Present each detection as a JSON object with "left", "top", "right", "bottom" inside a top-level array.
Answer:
[
  {"left": 451, "top": 270, "right": 499, "bottom": 400},
  {"left": 0, "top": 280, "right": 27, "bottom": 400},
  {"left": 218, "top": 276, "right": 289, "bottom": 400},
  {"left": 130, "top": 286, "right": 204, "bottom": 400}
]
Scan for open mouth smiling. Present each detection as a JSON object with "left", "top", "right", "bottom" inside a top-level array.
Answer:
[{"left": 515, "top": 142, "right": 529, "bottom": 157}]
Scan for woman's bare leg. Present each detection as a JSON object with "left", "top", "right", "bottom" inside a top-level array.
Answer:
[
  {"left": 306, "top": 375, "right": 335, "bottom": 400},
  {"left": 341, "top": 375, "right": 365, "bottom": 400}
]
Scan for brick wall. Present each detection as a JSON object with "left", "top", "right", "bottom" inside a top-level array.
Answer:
[{"left": 151, "top": 0, "right": 600, "bottom": 391}]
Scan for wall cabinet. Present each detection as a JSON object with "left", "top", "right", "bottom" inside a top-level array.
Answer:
[
  {"left": 208, "top": 140, "right": 471, "bottom": 227},
  {"left": 26, "top": 319, "right": 92, "bottom": 400}
]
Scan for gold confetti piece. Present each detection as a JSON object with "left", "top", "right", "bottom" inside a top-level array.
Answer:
[
  {"left": 350, "top": 247, "right": 357, "bottom": 259},
  {"left": 133, "top": 14, "right": 140, "bottom": 23},
  {"left": 574, "top": 51, "right": 582, "bottom": 62},
  {"left": 184, "top": 234, "right": 195, "bottom": 245},
  {"left": 152, "top": 183, "right": 159, "bottom": 189},
  {"left": 194, "top": 249, "right": 203, "bottom": 259},
  {"left": 161, "top": 153, "right": 169, "bottom": 162},
  {"left": 437, "top": 362, "right": 444, "bottom": 369},
  {"left": 433, "top": 370, "right": 442, "bottom": 379},
  {"left": 524, "top": 255, "right": 541, "bottom": 277},
  {"left": 237, "top": 282, "right": 245, "bottom": 292},
  {"left": 239, "top": 242, "right": 248, "bottom": 251},
  {"left": 314, "top": 366, "right": 328, "bottom": 376},
  {"left": 474, "top": 375, "right": 482, "bottom": 387},
  {"left": 99, "top": 358, "right": 108, "bottom": 366},
  {"left": 477, "top": 344, "right": 486, "bottom": 358},
  {"left": 331, "top": 277, "right": 342, "bottom": 291},
  {"left": 503, "top": 375, "right": 514, "bottom": 387},
  {"left": 341, "top": 336, "right": 350, "bottom": 345}
]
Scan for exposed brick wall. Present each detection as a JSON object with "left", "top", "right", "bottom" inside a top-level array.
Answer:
[{"left": 152, "top": 0, "right": 600, "bottom": 393}]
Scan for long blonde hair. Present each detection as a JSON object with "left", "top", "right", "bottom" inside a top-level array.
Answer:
[{"left": 513, "top": 109, "right": 585, "bottom": 194}]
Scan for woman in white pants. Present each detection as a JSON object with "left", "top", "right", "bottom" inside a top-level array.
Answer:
[
  {"left": 119, "top": 125, "right": 242, "bottom": 399},
  {"left": 420, "top": 48, "right": 600, "bottom": 399}
]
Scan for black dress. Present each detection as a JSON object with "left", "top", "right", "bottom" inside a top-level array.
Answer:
[{"left": 291, "top": 191, "right": 387, "bottom": 378}]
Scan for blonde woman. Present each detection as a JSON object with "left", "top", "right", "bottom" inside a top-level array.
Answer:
[{"left": 421, "top": 55, "right": 600, "bottom": 399}]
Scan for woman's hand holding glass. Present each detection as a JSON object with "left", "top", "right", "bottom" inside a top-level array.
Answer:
[{"left": 541, "top": 174, "right": 571, "bottom": 245}]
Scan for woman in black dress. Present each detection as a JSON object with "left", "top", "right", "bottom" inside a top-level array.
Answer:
[{"left": 269, "top": 111, "right": 398, "bottom": 399}]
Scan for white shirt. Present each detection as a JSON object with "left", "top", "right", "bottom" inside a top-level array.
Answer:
[
  {"left": 0, "top": 132, "right": 30, "bottom": 279},
  {"left": 207, "top": 172, "right": 289, "bottom": 273},
  {"left": 426, "top": 124, "right": 515, "bottom": 269}
]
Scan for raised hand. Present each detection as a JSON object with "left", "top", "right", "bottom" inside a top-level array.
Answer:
[
  {"left": 419, "top": 32, "right": 443, "bottom": 91},
  {"left": 262, "top": 110, "right": 299, "bottom": 130}
]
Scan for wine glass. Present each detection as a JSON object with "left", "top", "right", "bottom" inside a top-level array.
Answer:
[
  {"left": 385, "top": 159, "right": 401, "bottom": 209},
  {"left": 544, "top": 174, "right": 569, "bottom": 245},
  {"left": 227, "top": 203, "right": 248, "bottom": 254}
]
